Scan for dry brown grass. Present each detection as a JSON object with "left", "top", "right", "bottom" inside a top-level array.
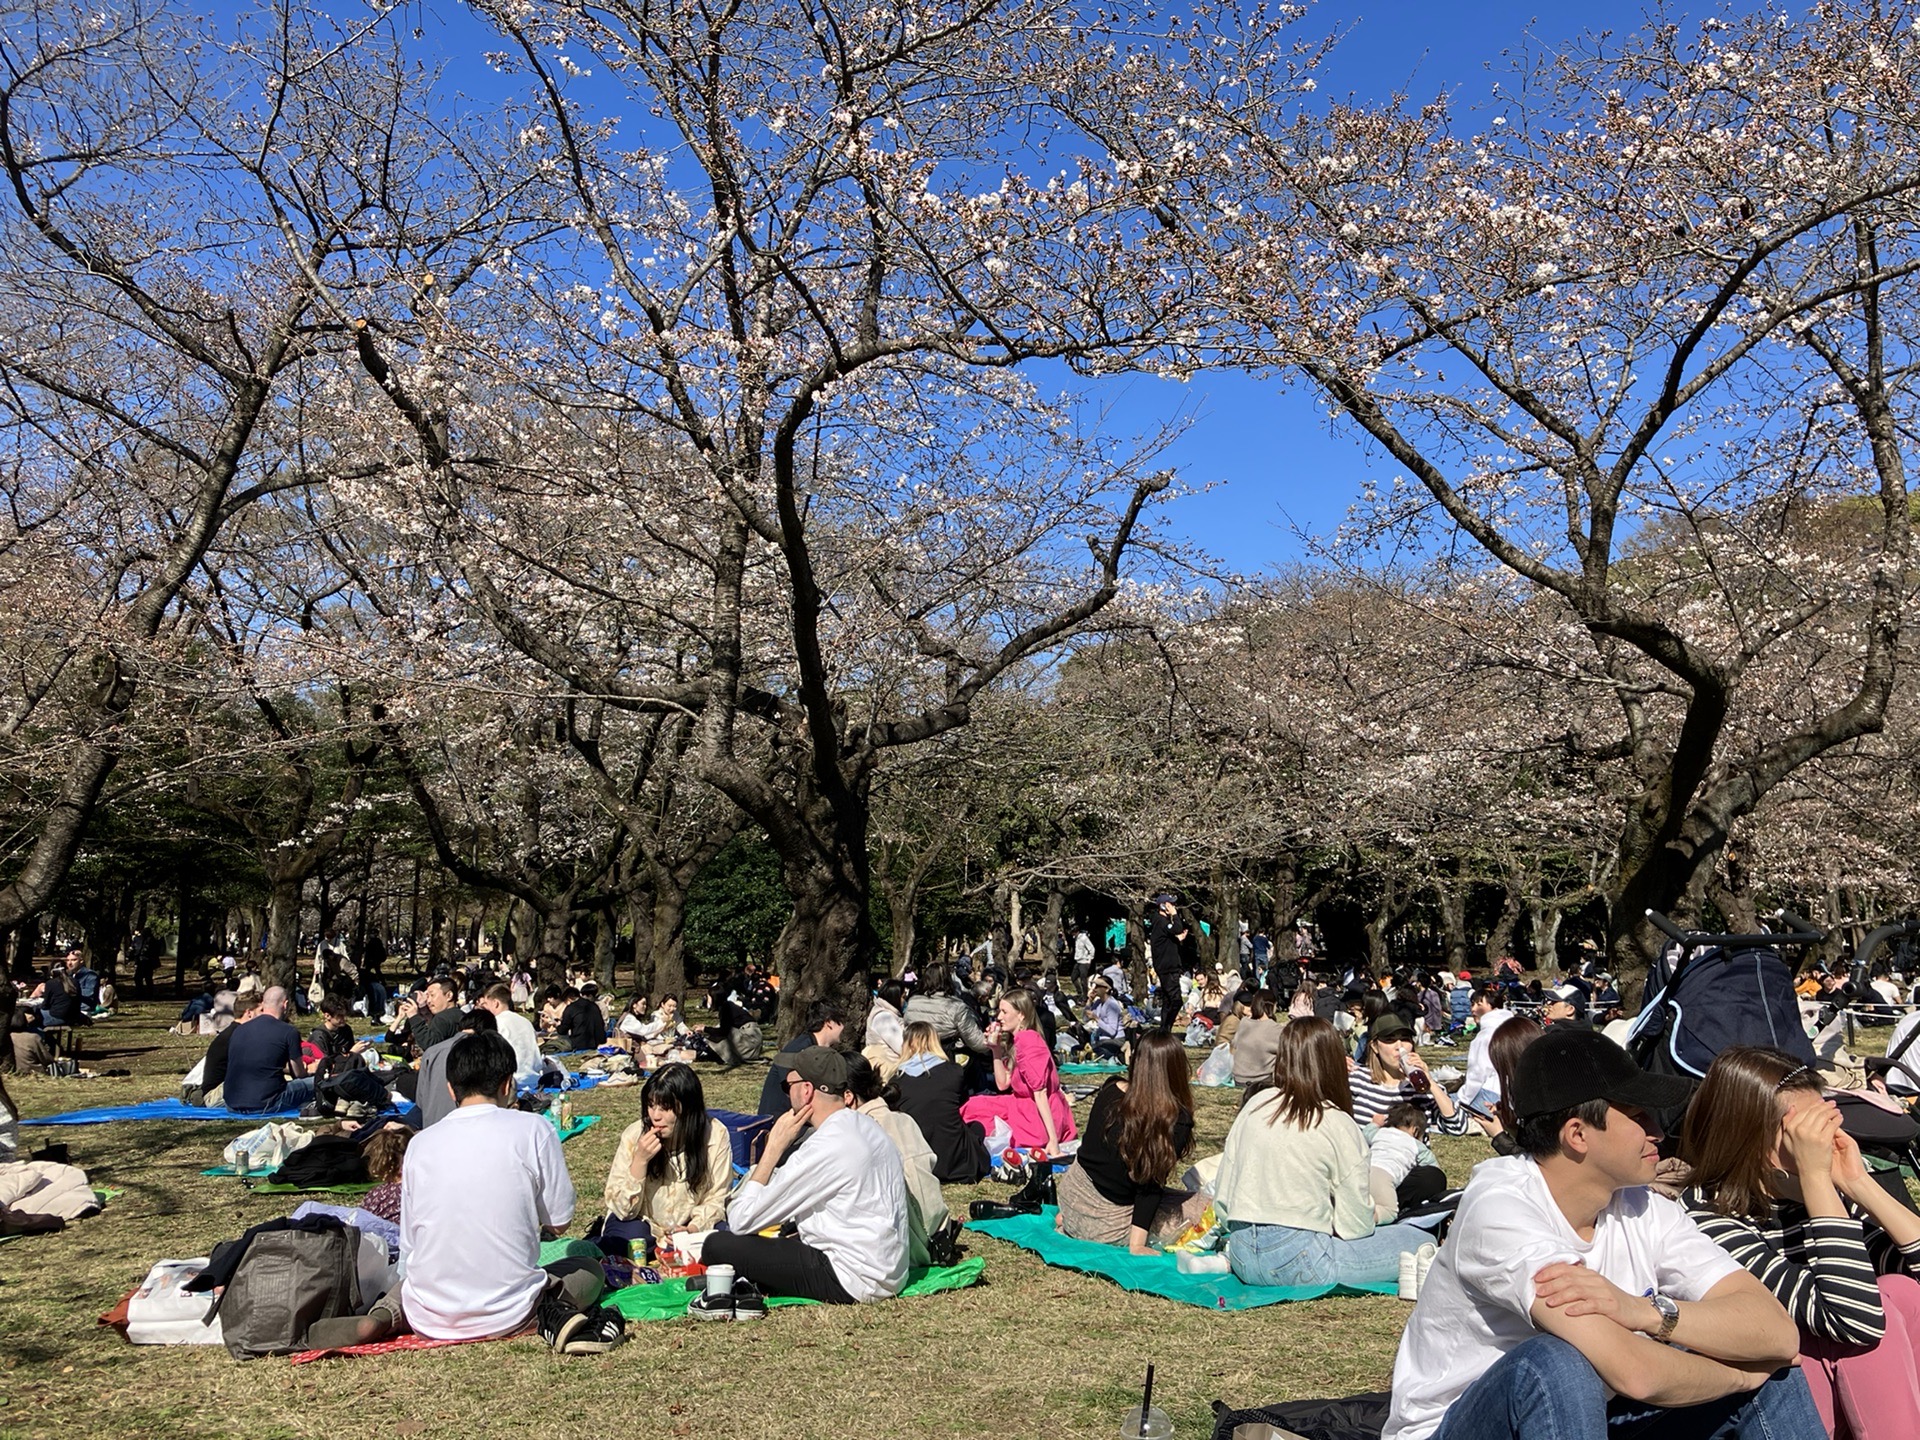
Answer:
[{"left": 0, "top": 1005, "right": 1494, "bottom": 1440}]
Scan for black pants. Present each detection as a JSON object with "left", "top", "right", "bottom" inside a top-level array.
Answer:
[
  {"left": 1397, "top": 1164, "right": 1449, "bottom": 1211},
  {"left": 1156, "top": 973, "right": 1180, "bottom": 1034},
  {"left": 702, "top": 1230, "right": 854, "bottom": 1304}
]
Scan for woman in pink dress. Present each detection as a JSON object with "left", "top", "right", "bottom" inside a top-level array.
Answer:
[{"left": 961, "top": 989, "right": 1076, "bottom": 1155}]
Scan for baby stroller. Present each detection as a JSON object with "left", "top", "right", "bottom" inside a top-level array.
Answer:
[{"left": 1628, "top": 910, "right": 1920, "bottom": 1212}]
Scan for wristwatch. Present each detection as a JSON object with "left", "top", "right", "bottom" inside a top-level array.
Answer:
[{"left": 1648, "top": 1292, "right": 1680, "bottom": 1344}]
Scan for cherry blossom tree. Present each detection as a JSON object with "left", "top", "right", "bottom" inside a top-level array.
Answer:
[
  {"left": 1136, "top": 2, "right": 1920, "bottom": 976},
  {"left": 325, "top": 0, "right": 1244, "bottom": 1034},
  {"left": 0, "top": 1, "right": 533, "bottom": 945}
]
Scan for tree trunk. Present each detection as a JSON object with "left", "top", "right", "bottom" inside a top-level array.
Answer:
[
  {"left": 1485, "top": 879, "right": 1524, "bottom": 971},
  {"left": 1433, "top": 878, "right": 1469, "bottom": 976},
  {"left": 262, "top": 876, "right": 306, "bottom": 993},
  {"left": 1270, "top": 854, "right": 1300, "bottom": 963},
  {"left": 1216, "top": 883, "right": 1242, "bottom": 979},
  {"left": 887, "top": 888, "right": 917, "bottom": 981},
  {"left": 1037, "top": 887, "right": 1065, "bottom": 978},
  {"left": 534, "top": 908, "right": 571, "bottom": 986},
  {"left": 773, "top": 860, "right": 875, "bottom": 1045},
  {"left": 593, "top": 908, "right": 617, "bottom": 992},
  {"left": 1365, "top": 874, "right": 1409, "bottom": 977},
  {"left": 649, "top": 887, "right": 689, "bottom": 1002},
  {"left": 1530, "top": 902, "right": 1564, "bottom": 974}
]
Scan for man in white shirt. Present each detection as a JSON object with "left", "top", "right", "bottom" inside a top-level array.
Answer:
[
  {"left": 1454, "top": 987, "right": 1511, "bottom": 1120},
  {"left": 305, "top": 1032, "right": 623, "bottom": 1355},
  {"left": 1385, "top": 1029, "right": 1817, "bottom": 1440},
  {"left": 702, "top": 1045, "right": 908, "bottom": 1306},
  {"left": 478, "top": 983, "right": 543, "bottom": 1089}
]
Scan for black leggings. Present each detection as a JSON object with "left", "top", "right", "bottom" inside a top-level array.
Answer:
[
  {"left": 702, "top": 1230, "right": 854, "bottom": 1304},
  {"left": 1397, "top": 1164, "right": 1449, "bottom": 1211}
]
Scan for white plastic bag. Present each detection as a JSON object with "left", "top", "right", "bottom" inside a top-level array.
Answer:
[
  {"left": 980, "top": 1116, "right": 1014, "bottom": 1161},
  {"left": 126, "top": 1258, "right": 224, "bottom": 1345},
  {"left": 222, "top": 1121, "right": 313, "bottom": 1172},
  {"left": 1194, "top": 1043, "right": 1234, "bottom": 1087}
]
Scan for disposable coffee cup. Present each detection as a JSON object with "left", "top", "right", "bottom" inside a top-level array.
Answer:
[
  {"left": 704, "top": 1263, "right": 736, "bottom": 1299},
  {"left": 1118, "top": 1405, "right": 1172, "bottom": 1439}
]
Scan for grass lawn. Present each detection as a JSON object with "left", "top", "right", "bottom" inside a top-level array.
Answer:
[{"left": 0, "top": 1002, "right": 1734, "bottom": 1440}]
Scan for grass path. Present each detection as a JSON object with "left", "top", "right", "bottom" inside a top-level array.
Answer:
[{"left": 1, "top": 1003, "right": 1493, "bottom": 1440}]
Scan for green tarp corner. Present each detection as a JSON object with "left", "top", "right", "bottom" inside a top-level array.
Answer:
[
  {"left": 606, "top": 1256, "right": 987, "bottom": 1321},
  {"left": 964, "top": 1206, "right": 1397, "bottom": 1309}
]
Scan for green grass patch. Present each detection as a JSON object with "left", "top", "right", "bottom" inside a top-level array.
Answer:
[{"left": 0, "top": 1004, "right": 1494, "bottom": 1439}]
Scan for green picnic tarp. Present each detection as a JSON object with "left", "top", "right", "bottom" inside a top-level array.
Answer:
[
  {"left": 964, "top": 1206, "right": 1397, "bottom": 1309},
  {"left": 605, "top": 1256, "right": 987, "bottom": 1321}
]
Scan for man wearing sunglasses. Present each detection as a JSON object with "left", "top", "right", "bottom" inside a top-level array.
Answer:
[{"left": 703, "top": 1045, "right": 909, "bottom": 1307}]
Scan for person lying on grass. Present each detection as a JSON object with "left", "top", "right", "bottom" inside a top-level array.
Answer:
[
  {"left": 703, "top": 1045, "right": 908, "bottom": 1306},
  {"left": 1384, "top": 1028, "right": 1816, "bottom": 1440},
  {"left": 304, "top": 1032, "right": 625, "bottom": 1356}
]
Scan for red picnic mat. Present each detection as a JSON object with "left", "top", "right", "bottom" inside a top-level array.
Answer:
[{"left": 289, "top": 1319, "right": 534, "bottom": 1364}]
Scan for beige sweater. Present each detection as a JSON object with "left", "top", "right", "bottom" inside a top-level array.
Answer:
[
  {"left": 603, "top": 1117, "right": 736, "bottom": 1231},
  {"left": 859, "top": 1097, "right": 950, "bottom": 1265},
  {"left": 1212, "top": 1092, "right": 1377, "bottom": 1240}
]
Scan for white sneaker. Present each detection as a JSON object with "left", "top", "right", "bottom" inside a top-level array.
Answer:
[
  {"left": 1415, "top": 1242, "right": 1437, "bottom": 1292},
  {"left": 1398, "top": 1248, "right": 1419, "bottom": 1301}
]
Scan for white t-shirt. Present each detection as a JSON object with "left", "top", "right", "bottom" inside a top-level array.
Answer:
[
  {"left": 492, "top": 1009, "right": 543, "bottom": 1087},
  {"left": 1368, "top": 1126, "right": 1423, "bottom": 1187},
  {"left": 725, "top": 1107, "right": 909, "bottom": 1302},
  {"left": 399, "top": 1102, "right": 575, "bottom": 1340},
  {"left": 1887, "top": 1010, "right": 1920, "bottom": 1091},
  {"left": 1460, "top": 1008, "right": 1514, "bottom": 1097},
  {"left": 1384, "top": 1155, "right": 1741, "bottom": 1440}
]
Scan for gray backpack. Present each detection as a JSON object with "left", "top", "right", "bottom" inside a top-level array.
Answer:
[{"left": 213, "top": 1225, "right": 363, "bottom": 1359}]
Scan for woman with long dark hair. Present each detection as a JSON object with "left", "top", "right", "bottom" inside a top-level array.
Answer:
[
  {"left": 603, "top": 1062, "right": 735, "bottom": 1234},
  {"left": 1214, "top": 1017, "right": 1428, "bottom": 1287},
  {"left": 1682, "top": 1045, "right": 1920, "bottom": 1440},
  {"left": 1471, "top": 1014, "right": 1542, "bottom": 1155},
  {"left": 1056, "top": 1033, "right": 1207, "bottom": 1253}
]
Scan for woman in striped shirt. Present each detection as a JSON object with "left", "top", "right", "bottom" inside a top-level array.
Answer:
[
  {"left": 1682, "top": 1045, "right": 1920, "bottom": 1440},
  {"left": 1347, "top": 1014, "right": 1468, "bottom": 1212}
]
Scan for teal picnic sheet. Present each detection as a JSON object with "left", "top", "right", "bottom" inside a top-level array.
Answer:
[
  {"left": 964, "top": 1206, "right": 1397, "bottom": 1309},
  {"left": 604, "top": 1256, "right": 986, "bottom": 1321}
]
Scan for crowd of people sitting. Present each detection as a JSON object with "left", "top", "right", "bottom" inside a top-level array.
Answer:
[{"left": 17, "top": 911, "right": 1920, "bottom": 1440}]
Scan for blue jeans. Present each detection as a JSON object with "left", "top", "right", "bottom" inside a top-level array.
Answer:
[
  {"left": 1225, "top": 1220, "right": 1428, "bottom": 1288},
  {"left": 1430, "top": 1334, "right": 1824, "bottom": 1440}
]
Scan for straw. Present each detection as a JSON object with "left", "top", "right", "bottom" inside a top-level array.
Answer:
[{"left": 1141, "top": 1361, "right": 1155, "bottom": 1424}]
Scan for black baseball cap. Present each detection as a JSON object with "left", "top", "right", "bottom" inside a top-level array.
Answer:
[
  {"left": 1509, "top": 1028, "right": 1692, "bottom": 1120},
  {"left": 1369, "top": 1013, "right": 1414, "bottom": 1043}
]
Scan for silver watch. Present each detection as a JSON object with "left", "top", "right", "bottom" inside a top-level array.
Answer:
[{"left": 1648, "top": 1292, "right": 1680, "bottom": 1343}]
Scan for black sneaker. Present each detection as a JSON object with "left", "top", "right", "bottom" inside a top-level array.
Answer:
[
  {"left": 687, "top": 1290, "right": 735, "bottom": 1322},
  {"left": 537, "top": 1290, "right": 590, "bottom": 1351},
  {"left": 729, "top": 1279, "right": 767, "bottom": 1322},
  {"left": 562, "top": 1305, "right": 627, "bottom": 1354}
]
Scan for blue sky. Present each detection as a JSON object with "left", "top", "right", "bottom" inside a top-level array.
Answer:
[
  {"left": 1104, "top": 1, "right": 1754, "bottom": 576},
  {"left": 378, "top": 1, "right": 1756, "bottom": 574}
]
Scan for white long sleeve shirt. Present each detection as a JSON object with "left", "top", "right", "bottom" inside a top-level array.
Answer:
[
  {"left": 493, "top": 1009, "right": 544, "bottom": 1087},
  {"left": 1460, "top": 1007, "right": 1514, "bottom": 1098},
  {"left": 725, "top": 1107, "right": 909, "bottom": 1302}
]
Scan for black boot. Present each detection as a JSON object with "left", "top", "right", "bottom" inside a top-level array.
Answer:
[{"left": 1010, "top": 1159, "right": 1056, "bottom": 1211}]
